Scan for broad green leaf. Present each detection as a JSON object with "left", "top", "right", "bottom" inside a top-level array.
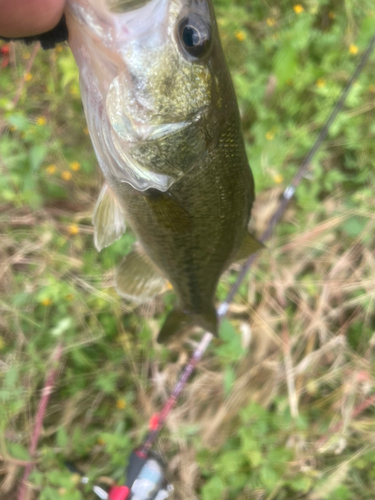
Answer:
[
  {"left": 7, "top": 442, "right": 31, "bottom": 461},
  {"left": 29, "top": 144, "right": 47, "bottom": 171}
]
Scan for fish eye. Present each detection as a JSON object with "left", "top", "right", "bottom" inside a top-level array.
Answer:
[{"left": 177, "top": 15, "right": 212, "bottom": 59}]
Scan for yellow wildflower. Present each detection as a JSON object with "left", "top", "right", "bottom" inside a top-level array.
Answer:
[
  {"left": 24, "top": 73, "right": 32, "bottom": 82},
  {"left": 41, "top": 298, "right": 52, "bottom": 306},
  {"left": 55, "top": 45, "right": 63, "bottom": 53},
  {"left": 61, "top": 171, "right": 72, "bottom": 181},
  {"left": 266, "top": 18, "right": 276, "bottom": 27},
  {"left": 368, "top": 84, "right": 375, "bottom": 93},
  {"left": 46, "top": 164, "right": 57, "bottom": 174},
  {"left": 293, "top": 4, "right": 304, "bottom": 14},
  {"left": 265, "top": 130, "right": 275, "bottom": 141},
  {"left": 166, "top": 281, "right": 173, "bottom": 290},
  {"left": 116, "top": 399, "right": 126, "bottom": 410},
  {"left": 67, "top": 224, "right": 80, "bottom": 235},
  {"left": 316, "top": 78, "right": 326, "bottom": 88},
  {"left": 36, "top": 116, "right": 46, "bottom": 126},
  {"left": 235, "top": 30, "right": 246, "bottom": 42},
  {"left": 83, "top": 126, "right": 89, "bottom": 135},
  {"left": 23, "top": 52, "right": 30, "bottom": 60},
  {"left": 349, "top": 44, "right": 358, "bottom": 55},
  {"left": 273, "top": 174, "right": 284, "bottom": 184},
  {"left": 70, "top": 161, "right": 81, "bottom": 171}
]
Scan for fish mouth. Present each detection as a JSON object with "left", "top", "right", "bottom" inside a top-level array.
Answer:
[
  {"left": 67, "top": 0, "right": 171, "bottom": 46},
  {"left": 106, "top": 0, "right": 156, "bottom": 12}
]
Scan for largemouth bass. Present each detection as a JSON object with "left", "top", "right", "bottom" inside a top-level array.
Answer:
[{"left": 65, "top": 0, "right": 262, "bottom": 342}]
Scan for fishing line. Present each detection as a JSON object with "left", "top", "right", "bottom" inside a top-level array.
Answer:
[{"left": 139, "top": 31, "right": 375, "bottom": 455}]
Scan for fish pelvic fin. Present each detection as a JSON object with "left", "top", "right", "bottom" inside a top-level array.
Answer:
[
  {"left": 92, "top": 183, "right": 126, "bottom": 251},
  {"left": 157, "top": 306, "right": 218, "bottom": 344},
  {"left": 115, "top": 244, "right": 167, "bottom": 303},
  {"left": 234, "top": 232, "right": 265, "bottom": 261}
]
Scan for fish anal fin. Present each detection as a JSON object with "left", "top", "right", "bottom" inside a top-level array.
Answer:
[
  {"left": 92, "top": 183, "right": 126, "bottom": 251},
  {"left": 235, "top": 233, "right": 265, "bottom": 261},
  {"left": 115, "top": 245, "right": 166, "bottom": 303}
]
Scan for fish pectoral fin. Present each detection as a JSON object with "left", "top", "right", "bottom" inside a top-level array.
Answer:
[
  {"left": 92, "top": 183, "right": 126, "bottom": 251},
  {"left": 143, "top": 190, "right": 192, "bottom": 234},
  {"left": 157, "top": 306, "right": 218, "bottom": 343},
  {"left": 115, "top": 245, "right": 167, "bottom": 303},
  {"left": 235, "top": 232, "right": 265, "bottom": 261}
]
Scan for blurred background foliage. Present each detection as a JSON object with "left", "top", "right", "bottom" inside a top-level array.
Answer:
[{"left": 1, "top": 1, "right": 375, "bottom": 499}]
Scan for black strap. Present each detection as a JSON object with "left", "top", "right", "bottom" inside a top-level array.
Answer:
[{"left": 0, "top": 14, "right": 68, "bottom": 50}]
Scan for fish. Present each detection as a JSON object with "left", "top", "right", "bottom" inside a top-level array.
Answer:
[{"left": 65, "top": 0, "right": 262, "bottom": 342}]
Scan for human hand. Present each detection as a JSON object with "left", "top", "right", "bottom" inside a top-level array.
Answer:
[{"left": 0, "top": 0, "right": 65, "bottom": 38}]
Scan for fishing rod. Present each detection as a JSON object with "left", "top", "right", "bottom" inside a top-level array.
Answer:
[{"left": 69, "top": 32, "right": 375, "bottom": 500}]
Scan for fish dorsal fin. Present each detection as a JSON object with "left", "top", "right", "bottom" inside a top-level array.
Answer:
[
  {"left": 143, "top": 190, "right": 192, "bottom": 233},
  {"left": 235, "top": 232, "right": 265, "bottom": 261},
  {"left": 115, "top": 244, "right": 167, "bottom": 303},
  {"left": 92, "top": 183, "right": 126, "bottom": 251}
]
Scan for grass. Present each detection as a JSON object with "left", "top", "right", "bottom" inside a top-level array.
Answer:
[{"left": 1, "top": 1, "right": 375, "bottom": 499}]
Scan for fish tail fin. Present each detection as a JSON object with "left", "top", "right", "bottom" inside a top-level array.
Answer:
[{"left": 157, "top": 306, "right": 218, "bottom": 344}]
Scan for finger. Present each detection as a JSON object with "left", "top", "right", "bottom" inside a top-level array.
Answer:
[{"left": 0, "top": 0, "right": 65, "bottom": 38}]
